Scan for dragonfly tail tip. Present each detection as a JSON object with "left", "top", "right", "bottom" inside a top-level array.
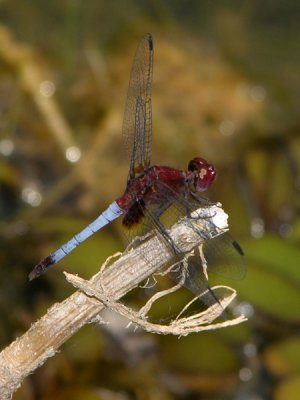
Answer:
[
  {"left": 28, "top": 256, "right": 54, "bottom": 281},
  {"left": 28, "top": 270, "right": 37, "bottom": 281}
]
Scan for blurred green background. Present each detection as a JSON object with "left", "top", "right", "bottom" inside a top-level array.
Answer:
[{"left": 1, "top": 1, "right": 300, "bottom": 399}]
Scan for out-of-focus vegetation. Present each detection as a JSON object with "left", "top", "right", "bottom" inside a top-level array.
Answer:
[{"left": 0, "top": 1, "right": 300, "bottom": 399}]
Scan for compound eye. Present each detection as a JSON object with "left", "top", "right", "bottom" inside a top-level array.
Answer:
[
  {"left": 188, "top": 157, "right": 208, "bottom": 172},
  {"left": 188, "top": 157, "right": 216, "bottom": 192}
]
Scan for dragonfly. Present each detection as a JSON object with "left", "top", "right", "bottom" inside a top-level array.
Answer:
[{"left": 29, "top": 34, "right": 245, "bottom": 309}]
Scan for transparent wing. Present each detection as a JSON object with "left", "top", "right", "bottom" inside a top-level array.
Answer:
[
  {"left": 121, "top": 180, "right": 245, "bottom": 312},
  {"left": 153, "top": 189, "right": 246, "bottom": 307},
  {"left": 122, "top": 180, "right": 245, "bottom": 287},
  {"left": 122, "top": 33, "right": 153, "bottom": 181},
  {"left": 188, "top": 193, "right": 246, "bottom": 281},
  {"left": 122, "top": 202, "right": 223, "bottom": 311}
]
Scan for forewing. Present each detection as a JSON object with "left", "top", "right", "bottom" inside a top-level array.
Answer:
[
  {"left": 141, "top": 183, "right": 246, "bottom": 282},
  {"left": 121, "top": 181, "right": 225, "bottom": 310},
  {"left": 122, "top": 33, "right": 153, "bottom": 181}
]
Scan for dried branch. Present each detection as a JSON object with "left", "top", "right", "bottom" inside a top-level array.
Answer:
[{"left": 0, "top": 204, "right": 246, "bottom": 399}]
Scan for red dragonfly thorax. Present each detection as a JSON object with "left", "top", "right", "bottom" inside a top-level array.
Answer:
[
  {"left": 117, "top": 158, "right": 216, "bottom": 214},
  {"left": 117, "top": 165, "right": 186, "bottom": 212}
]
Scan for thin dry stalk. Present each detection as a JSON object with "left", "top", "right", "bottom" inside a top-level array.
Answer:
[{"left": 65, "top": 273, "right": 246, "bottom": 335}]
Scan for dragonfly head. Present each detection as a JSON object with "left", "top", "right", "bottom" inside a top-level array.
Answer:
[{"left": 188, "top": 157, "right": 217, "bottom": 192}]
